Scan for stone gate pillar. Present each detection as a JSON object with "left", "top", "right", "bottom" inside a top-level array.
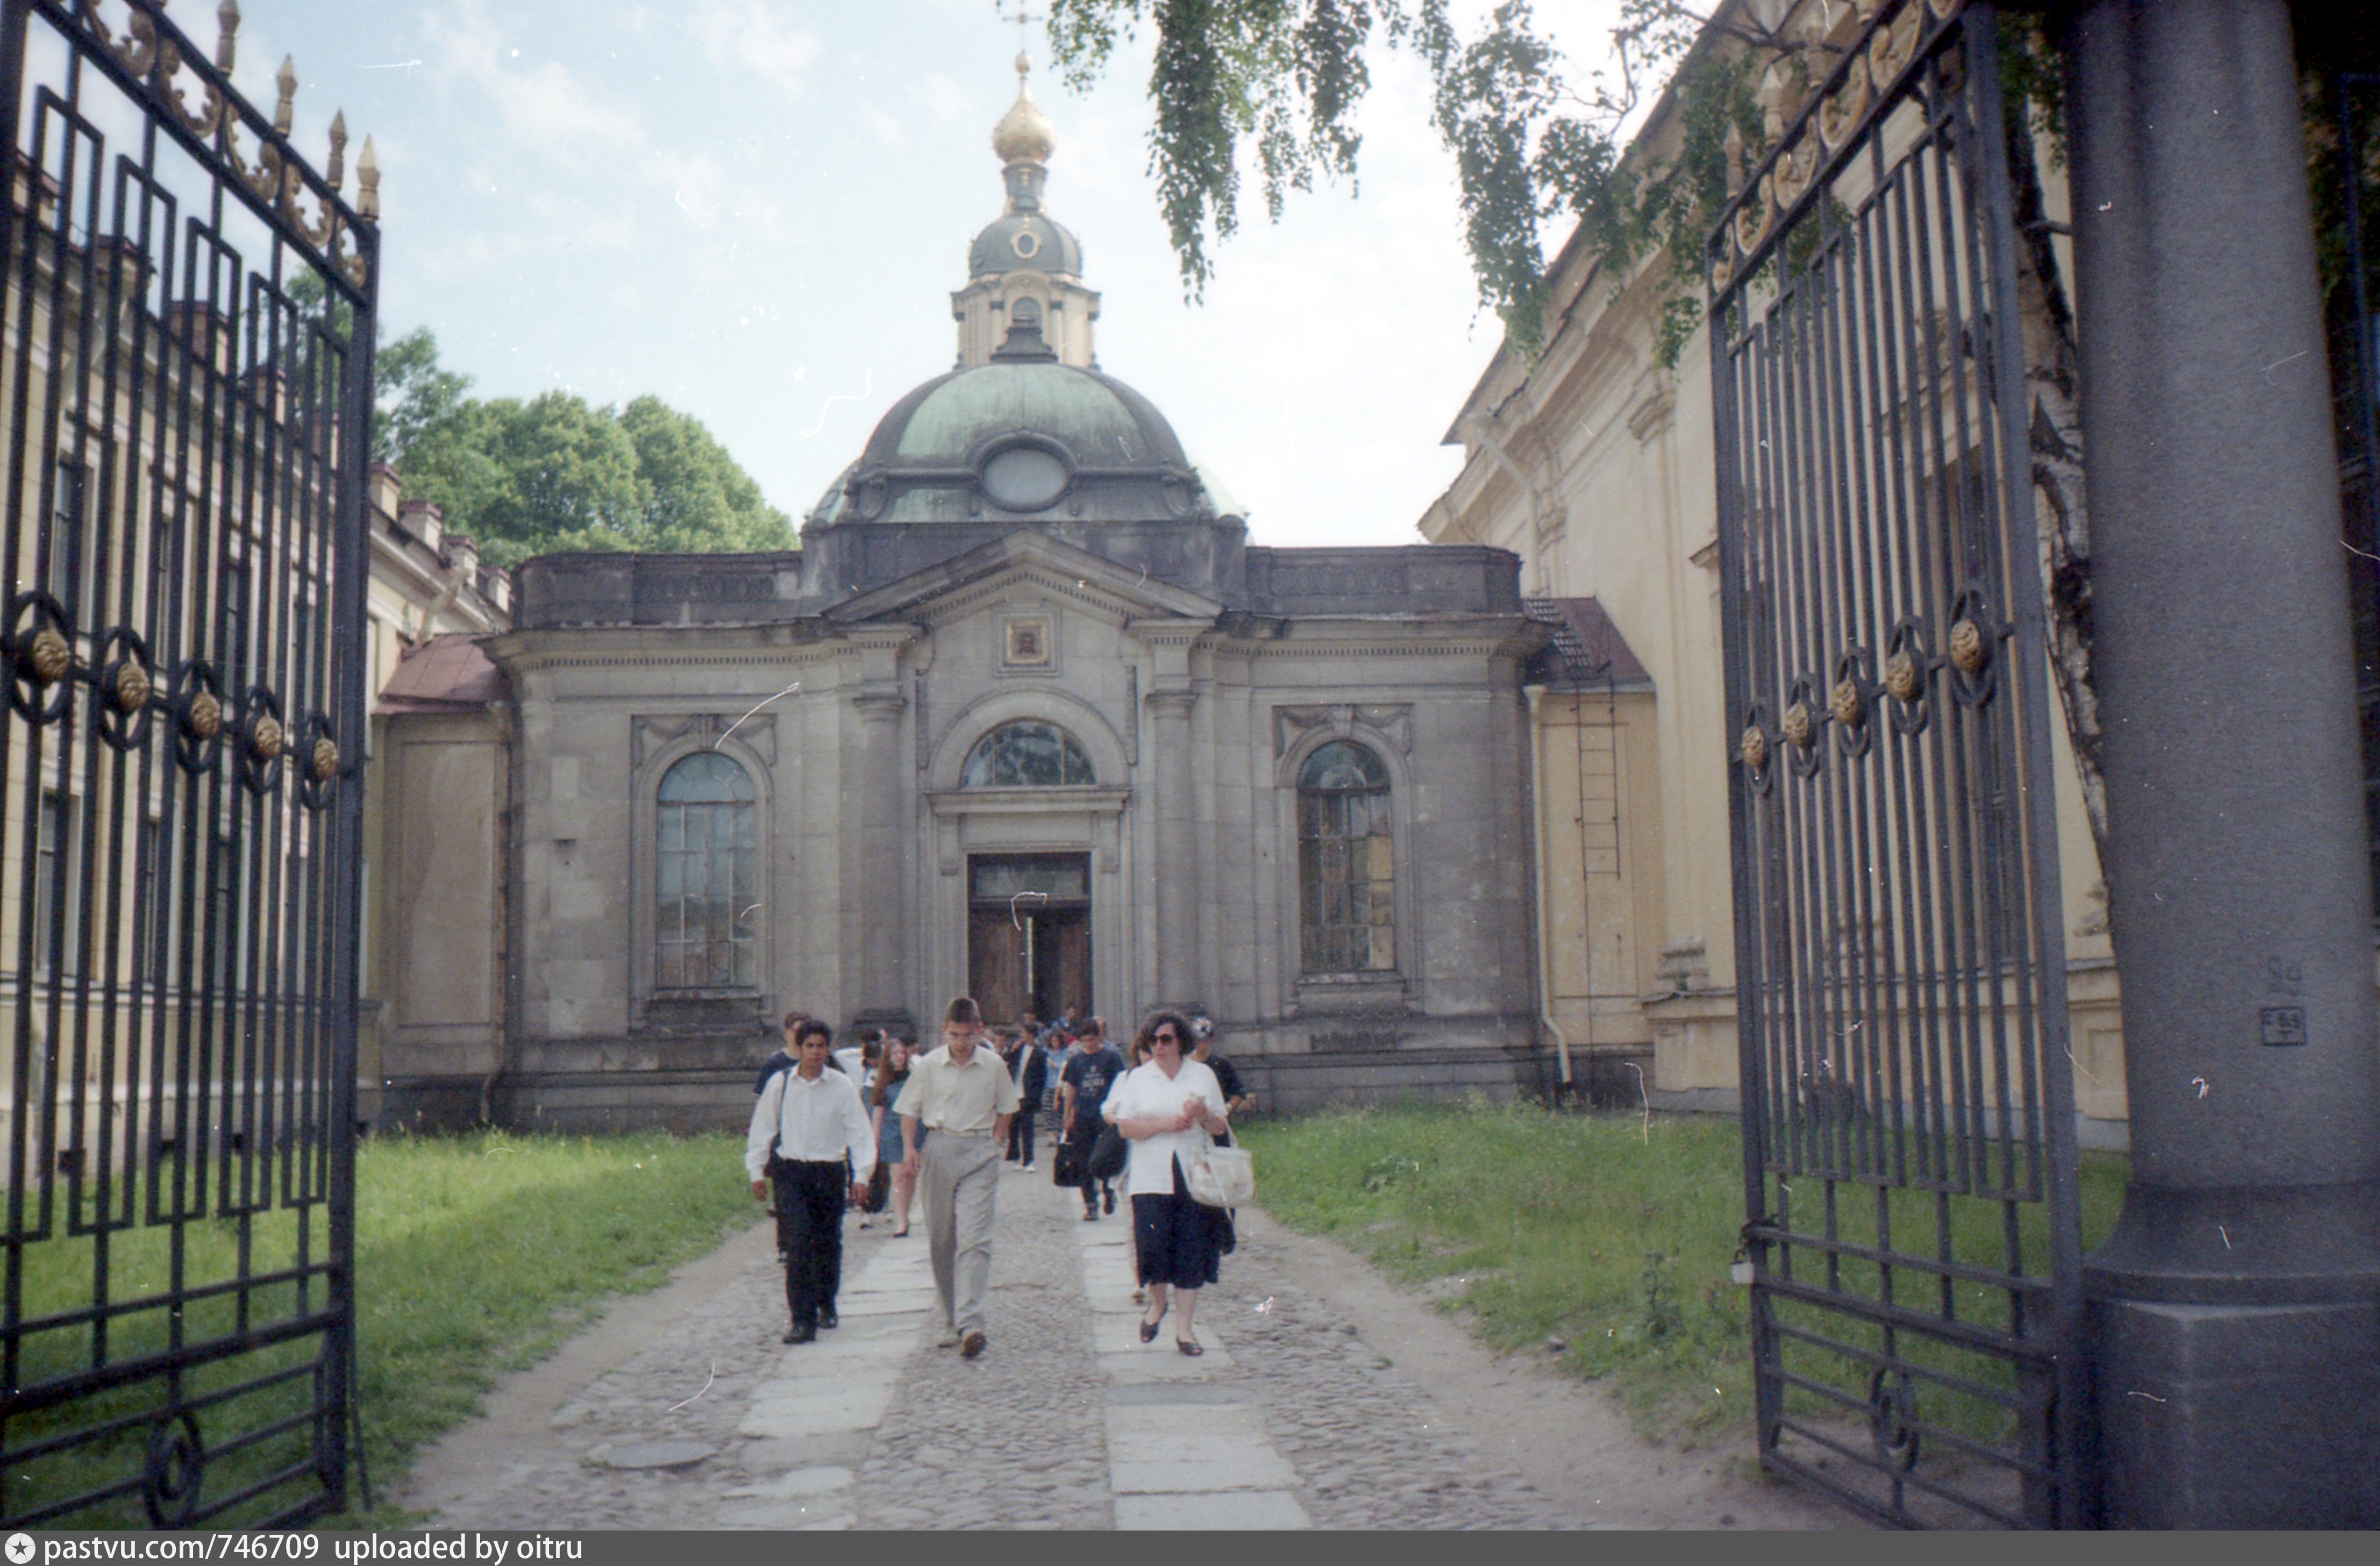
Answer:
[{"left": 2065, "top": 0, "right": 2380, "bottom": 1525}]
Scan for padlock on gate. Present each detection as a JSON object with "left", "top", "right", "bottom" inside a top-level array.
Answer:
[{"left": 1729, "top": 1247, "right": 1755, "bottom": 1286}]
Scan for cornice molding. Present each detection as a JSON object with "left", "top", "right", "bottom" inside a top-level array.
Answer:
[{"left": 925, "top": 784, "right": 1131, "bottom": 817}]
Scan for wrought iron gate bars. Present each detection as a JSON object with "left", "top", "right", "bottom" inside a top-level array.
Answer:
[
  {"left": 1707, "top": 0, "right": 2086, "bottom": 1527},
  {"left": 0, "top": 0, "right": 373, "bottom": 1528}
]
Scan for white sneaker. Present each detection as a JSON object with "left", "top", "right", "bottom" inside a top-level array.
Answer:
[
  {"left": 934, "top": 1326, "right": 961, "bottom": 1348},
  {"left": 1021, "top": 1161, "right": 1035, "bottom": 1172}
]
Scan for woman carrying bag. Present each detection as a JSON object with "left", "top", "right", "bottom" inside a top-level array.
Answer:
[{"left": 1109, "top": 1012, "right": 1230, "bottom": 1356}]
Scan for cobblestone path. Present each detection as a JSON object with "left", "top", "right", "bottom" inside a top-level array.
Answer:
[{"left": 409, "top": 1159, "right": 1575, "bottom": 1530}]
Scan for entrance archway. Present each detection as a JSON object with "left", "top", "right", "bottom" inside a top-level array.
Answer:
[{"left": 966, "top": 852, "right": 1092, "bottom": 1025}]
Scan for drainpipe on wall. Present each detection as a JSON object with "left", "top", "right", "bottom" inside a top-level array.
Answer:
[{"left": 1523, "top": 684, "right": 1573, "bottom": 1092}]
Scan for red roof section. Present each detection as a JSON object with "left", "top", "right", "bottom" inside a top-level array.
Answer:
[
  {"left": 377, "top": 633, "right": 507, "bottom": 713},
  {"left": 1523, "top": 597, "right": 1654, "bottom": 691}
]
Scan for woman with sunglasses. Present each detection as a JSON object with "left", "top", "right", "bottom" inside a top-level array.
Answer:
[{"left": 1108, "top": 1011, "right": 1230, "bottom": 1355}]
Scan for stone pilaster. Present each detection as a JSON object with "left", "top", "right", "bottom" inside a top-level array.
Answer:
[
  {"left": 1146, "top": 687, "right": 1202, "bottom": 1013},
  {"left": 851, "top": 690, "right": 912, "bottom": 1033}
]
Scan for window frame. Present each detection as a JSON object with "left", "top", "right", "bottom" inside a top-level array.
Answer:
[
  {"left": 651, "top": 749, "right": 761, "bottom": 993},
  {"left": 959, "top": 718, "right": 1098, "bottom": 789},
  {"left": 1290, "top": 738, "right": 1401, "bottom": 978}
]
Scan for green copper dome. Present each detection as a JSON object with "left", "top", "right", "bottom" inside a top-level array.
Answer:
[{"left": 821, "top": 347, "right": 1214, "bottom": 526}]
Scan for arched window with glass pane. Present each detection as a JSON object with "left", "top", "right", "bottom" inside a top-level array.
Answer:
[
  {"left": 656, "top": 751, "right": 758, "bottom": 989},
  {"left": 1298, "top": 741, "right": 1395, "bottom": 974},
  {"left": 960, "top": 719, "right": 1096, "bottom": 786}
]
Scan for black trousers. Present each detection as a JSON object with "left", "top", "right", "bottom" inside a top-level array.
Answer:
[
  {"left": 1007, "top": 1106, "right": 1036, "bottom": 1164},
  {"left": 1065, "top": 1125, "right": 1111, "bottom": 1211},
  {"left": 772, "top": 1159, "right": 847, "bottom": 1329}
]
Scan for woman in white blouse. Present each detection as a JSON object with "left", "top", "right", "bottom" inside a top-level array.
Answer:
[{"left": 1109, "top": 1012, "right": 1230, "bottom": 1355}]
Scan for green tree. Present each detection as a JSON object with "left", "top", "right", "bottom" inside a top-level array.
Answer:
[
  {"left": 372, "top": 332, "right": 793, "bottom": 568},
  {"left": 373, "top": 327, "right": 475, "bottom": 468},
  {"left": 472, "top": 391, "right": 646, "bottom": 561},
  {"left": 618, "top": 396, "right": 796, "bottom": 555}
]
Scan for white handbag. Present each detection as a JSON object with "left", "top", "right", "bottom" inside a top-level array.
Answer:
[{"left": 1182, "top": 1141, "right": 1255, "bottom": 1209}]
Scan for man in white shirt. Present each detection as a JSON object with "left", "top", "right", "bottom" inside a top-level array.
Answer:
[
  {"left": 746, "top": 1019, "right": 876, "bottom": 1345},
  {"left": 896, "top": 996, "right": 1021, "bottom": 1358}
]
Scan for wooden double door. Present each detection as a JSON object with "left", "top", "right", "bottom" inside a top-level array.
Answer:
[{"left": 966, "top": 853, "right": 1092, "bottom": 1027}]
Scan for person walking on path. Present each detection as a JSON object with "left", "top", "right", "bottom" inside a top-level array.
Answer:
[
  {"left": 1111, "top": 1013, "right": 1230, "bottom": 1356},
  {"left": 897, "top": 996, "right": 1020, "bottom": 1358},
  {"left": 871, "top": 1038, "right": 916, "bottom": 1237},
  {"left": 752, "top": 1011, "right": 814, "bottom": 1260},
  {"left": 1189, "top": 1018, "right": 1253, "bottom": 1146},
  {"left": 1007, "top": 1020, "right": 1050, "bottom": 1172},
  {"left": 745, "top": 1019, "right": 875, "bottom": 1345},
  {"left": 1057, "top": 1017, "right": 1125, "bottom": 1221},
  {"left": 753, "top": 1011, "right": 810, "bottom": 1097}
]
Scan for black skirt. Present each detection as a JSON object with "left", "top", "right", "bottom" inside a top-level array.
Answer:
[{"left": 1132, "top": 1159, "right": 1223, "bottom": 1290}]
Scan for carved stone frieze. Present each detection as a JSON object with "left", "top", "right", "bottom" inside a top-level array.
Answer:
[
  {"left": 1272, "top": 702, "right": 1413, "bottom": 758},
  {"left": 632, "top": 712, "right": 775, "bottom": 768}
]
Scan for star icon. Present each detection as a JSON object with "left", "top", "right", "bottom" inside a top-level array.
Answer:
[{"left": 8, "top": 1532, "right": 37, "bottom": 1563}]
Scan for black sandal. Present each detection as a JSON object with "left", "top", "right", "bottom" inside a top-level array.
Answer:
[
  {"left": 1139, "top": 1301, "right": 1168, "bottom": 1344},
  {"left": 1175, "top": 1338, "right": 1204, "bottom": 1357}
]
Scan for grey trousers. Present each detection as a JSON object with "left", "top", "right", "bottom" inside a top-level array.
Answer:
[{"left": 921, "top": 1132, "right": 1001, "bottom": 1333}]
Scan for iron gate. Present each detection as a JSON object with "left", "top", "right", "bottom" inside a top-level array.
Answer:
[
  {"left": 0, "top": 0, "right": 373, "bottom": 1527},
  {"left": 1707, "top": 0, "right": 2085, "bottom": 1527}
]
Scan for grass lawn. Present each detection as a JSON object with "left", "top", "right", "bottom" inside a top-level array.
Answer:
[
  {"left": 341, "top": 1127, "right": 759, "bottom": 1521},
  {"left": 1237, "top": 1100, "right": 2126, "bottom": 1451},
  {"left": 8, "top": 1127, "right": 759, "bottom": 1527}
]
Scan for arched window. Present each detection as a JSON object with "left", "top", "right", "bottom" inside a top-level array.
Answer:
[
  {"left": 961, "top": 719, "right": 1096, "bottom": 787},
  {"left": 1298, "top": 741, "right": 1394, "bottom": 974},
  {"left": 656, "top": 751, "right": 757, "bottom": 989}
]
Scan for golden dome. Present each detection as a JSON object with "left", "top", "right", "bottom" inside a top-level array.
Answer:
[{"left": 991, "top": 53, "right": 1056, "bottom": 166}]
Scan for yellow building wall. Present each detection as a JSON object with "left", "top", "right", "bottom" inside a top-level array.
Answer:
[{"left": 1426, "top": 94, "right": 2143, "bottom": 1135}]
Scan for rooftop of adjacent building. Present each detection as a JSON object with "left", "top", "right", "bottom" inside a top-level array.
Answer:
[
  {"left": 1523, "top": 597, "right": 1655, "bottom": 692},
  {"left": 377, "top": 632, "right": 507, "bottom": 713}
]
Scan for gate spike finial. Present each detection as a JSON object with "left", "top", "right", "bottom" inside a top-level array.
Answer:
[
  {"left": 217, "top": 1, "right": 239, "bottom": 73},
  {"left": 358, "top": 136, "right": 379, "bottom": 221},
  {"left": 274, "top": 55, "right": 296, "bottom": 136},
  {"left": 327, "top": 110, "right": 346, "bottom": 188}
]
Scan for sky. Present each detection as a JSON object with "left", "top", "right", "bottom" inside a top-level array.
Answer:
[{"left": 201, "top": 0, "right": 1630, "bottom": 549}]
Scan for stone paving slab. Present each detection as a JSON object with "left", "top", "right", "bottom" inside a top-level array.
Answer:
[
  {"left": 1091, "top": 1314, "right": 1224, "bottom": 1356},
  {"left": 720, "top": 1465, "right": 852, "bottom": 1499},
  {"left": 835, "top": 1291, "right": 938, "bottom": 1316},
  {"left": 1104, "top": 1403, "right": 1266, "bottom": 1439},
  {"left": 762, "top": 1335, "right": 915, "bottom": 1371},
  {"left": 1111, "top": 1453, "right": 1302, "bottom": 1493},
  {"left": 1115, "top": 1491, "right": 1313, "bottom": 1529},
  {"left": 1098, "top": 1348, "right": 1239, "bottom": 1384},
  {"left": 738, "top": 1379, "right": 897, "bottom": 1436}
]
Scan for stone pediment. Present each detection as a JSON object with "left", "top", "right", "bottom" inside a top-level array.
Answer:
[{"left": 821, "top": 528, "right": 1220, "bottom": 629}]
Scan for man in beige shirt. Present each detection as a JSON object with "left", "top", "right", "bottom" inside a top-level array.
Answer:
[{"left": 896, "top": 996, "right": 1021, "bottom": 1358}]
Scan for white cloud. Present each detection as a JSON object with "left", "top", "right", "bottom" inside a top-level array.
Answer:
[
  {"left": 916, "top": 72, "right": 971, "bottom": 126},
  {"left": 640, "top": 152, "right": 787, "bottom": 238},
  {"left": 646, "top": 149, "right": 727, "bottom": 226},
  {"left": 425, "top": 1, "right": 644, "bottom": 160},
  {"left": 691, "top": 1, "right": 824, "bottom": 98},
  {"left": 859, "top": 106, "right": 904, "bottom": 146}
]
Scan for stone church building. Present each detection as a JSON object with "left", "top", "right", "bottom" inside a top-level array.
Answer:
[{"left": 369, "top": 66, "right": 1562, "bottom": 1130}]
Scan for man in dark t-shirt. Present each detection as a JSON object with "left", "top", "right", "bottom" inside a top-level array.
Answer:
[{"left": 1058, "top": 1021, "right": 1126, "bottom": 1220}]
